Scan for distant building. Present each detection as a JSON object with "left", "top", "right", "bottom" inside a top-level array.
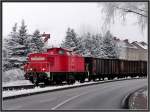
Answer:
[
  {"left": 131, "top": 41, "right": 148, "bottom": 61},
  {"left": 114, "top": 37, "right": 148, "bottom": 61}
]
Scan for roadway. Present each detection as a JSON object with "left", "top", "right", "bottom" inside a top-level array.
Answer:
[{"left": 3, "top": 78, "right": 147, "bottom": 110}]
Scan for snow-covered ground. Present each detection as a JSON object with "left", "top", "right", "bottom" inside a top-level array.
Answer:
[
  {"left": 3, "top": 80, "right": 33, "bottom": 87},
  {"left": 129, "top": 87, "right": 148, "bottom": 109},
  {"left": 3, "top": 81, "right": 99, "bottom": 98},
  {"left": 142, "top": 89, "right": 148, "bottom": 98}
]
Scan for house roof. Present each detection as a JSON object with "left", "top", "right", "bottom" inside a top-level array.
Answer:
[
  {"left": 132, "top": 41, "right": 148, "bottom": 50},
  {"left": 113, "top": 37, "right": 147, "bottom": 49}
]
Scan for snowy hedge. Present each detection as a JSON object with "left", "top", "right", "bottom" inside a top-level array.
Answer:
[{"left": 2, "top": 69, "right": 25, "bottom": 82}]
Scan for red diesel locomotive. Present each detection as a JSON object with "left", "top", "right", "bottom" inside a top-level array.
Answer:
[
  {"left": 24, "top": 47, "right": 147, "bottom": 86},
  {"left": 24, "top": 47, "right": 87, "bottom": 85}
]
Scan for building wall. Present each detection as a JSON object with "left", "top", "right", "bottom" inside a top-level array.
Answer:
[{"left": 119, "top": 47, "right": 148, "bottom": 61}]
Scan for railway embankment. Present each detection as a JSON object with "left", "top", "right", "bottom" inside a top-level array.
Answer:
[{"left": 128, "top": 86, "right": 148, "bottom": 109}]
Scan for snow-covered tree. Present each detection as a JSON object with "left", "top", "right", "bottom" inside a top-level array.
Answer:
[
  {"left": 18, "top": 19, "right": 29, "bottom": 56},
  {"left": 80, "top": 33, "right": 104, "bottom": 57},
  {"left": 3, "top": 20, "right": 46, "bottom": 71},
  {"left": 100, "top": 2, "right": 148, "bottom": 31},
  {"left": 19, "top": 20, "right": 28, "bottom": 45},
  {"left": 33, "top": 29, "right": 44, "bottom": 52},
  {"left": 26, "top": 29, "right": 44, "bottom": 53},
  {"left": 2, "top": 38, "right": 10, "bottom": 71},
  {"left": 61, "top": 28, "right": 80, "bottom": 53},
  {"left": 81, "top": 33, "right": 94, "bottom": 57},
  {"left": 92, "top": 34, "right": 104, "bottom": 58},
  {"left": 101, "top": 31, "right": 119, "bottom": 58},
  {"left": 4, "top": 21, "right": 29, "bottom": 69},
  {"left": 26, "top": 36, "right": 38, "bottom": 53},
  {"left": 61, "top": 28, "right": 119, "bottom": 59},
  {"left": 75, "top": 37, "right": 84, "bottom": 55}
]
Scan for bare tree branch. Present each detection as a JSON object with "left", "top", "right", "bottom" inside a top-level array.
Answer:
[
  {"left": 100, "top": 2, "right": 148, "bottom": 31},
  {"left": 135, "top": 8, "right": 148, "bottom": 12},
  {"left": 114, "top": 6, "right": 148, "bottom": 17}
]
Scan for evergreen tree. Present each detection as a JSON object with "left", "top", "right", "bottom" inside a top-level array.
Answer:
[
  {"left": 19, "top": 20, "right": 28, "bottom": 45},
  {"left": 4, "top": 20, "right": 30, "bottom": 69},
  {"left": 75, "top": 37, "right": 84, "bottom": 55},
  {"left": 3, "top": 20, "right": 45, "bottom": 71},
  {"left": 81, "top": 32, "right": 93, "bottom": 57},
  {"left": 101, "top": 31, "right": 119, "bottom": 58},
  {"left": 26, "top": 36, "right": 38, "bottom": 53},
  {"left": 81, "top": 33, "right": 104, "bottom": 57},
  {"left": 4, "top": 23, "right": 27, "bottom": 68},
  {"left": 2, "top": 38, "right": 10, "bottom": 71},
  {"left": 92, "top": 34, "right": 104, "bottom": 58},
  {"left": 26, "top": 29, "right": 44, "bottom": 53},
  {"left": 61, "top": 28, "right": 80, "bottom": 53},
  {"left": 32, "top": 29, "right": 44, "bottom": 52},
  {"left": 19, "top": 19, "right": 29, "bottom": 56}
]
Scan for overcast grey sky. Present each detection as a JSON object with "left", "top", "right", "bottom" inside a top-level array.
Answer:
[{"left": 3, "top": 2, "right": 147, "bottom": 47}]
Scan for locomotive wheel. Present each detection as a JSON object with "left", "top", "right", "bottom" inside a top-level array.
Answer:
[
  {"left": 108, "top": 77, "right": 111, "bottom": 80},
  {"left": 102, "top": 77, "right": 104, "bottom": 80},
  {"left": 33, "top": 77, "right": 39, "bottom": 86},
  {"left": 67, "top": 79, "right": 75, "bottom": 85},
  {"left": 29, "top": 74, "right": 39, "bottom": 86},
  {"left": 67, "top": 75, "right": 75, "bottom": 85},
  {"left": 93, "top": 78, "right": 96, "bottom": 81},
  {"left": 44, "top": 79, "right": 50, "bottom": 86},
  {"left": 98, "top": 77, "right": 101, "bottom": 81}
]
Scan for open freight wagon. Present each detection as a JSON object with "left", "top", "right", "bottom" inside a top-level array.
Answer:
[{"left": 84, "top": 57, "right": 147, "bottom": 81}]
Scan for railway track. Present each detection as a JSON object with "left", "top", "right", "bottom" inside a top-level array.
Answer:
[
  {"left": 3, "top": 83, "right": 50, "bottom": 91},
  {"left": 3, "top": 85, "right": 35, "bottom": 91},
  {"left": 3, "top": 77, "right": 144, "bottom": 91},
  {"left": 3, "top": 82, "right": 76, "bottom": 91}
]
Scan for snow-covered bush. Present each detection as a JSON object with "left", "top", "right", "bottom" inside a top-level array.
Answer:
[{"left": 2, "top": 69, "right": 25, "bottom": 82}]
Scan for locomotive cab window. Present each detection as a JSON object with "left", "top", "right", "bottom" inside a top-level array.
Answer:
[{"left": 58, "top": 50, "right": 65, "bottom": 55}]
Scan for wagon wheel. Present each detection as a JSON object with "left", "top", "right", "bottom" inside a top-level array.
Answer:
[{"left": 93, "top": 77, "right": 96, "bottom": 81}]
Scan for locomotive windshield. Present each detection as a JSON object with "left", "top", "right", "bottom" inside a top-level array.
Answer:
[{"left": 58, "top": 50, "right": 65, "bottom": 54}]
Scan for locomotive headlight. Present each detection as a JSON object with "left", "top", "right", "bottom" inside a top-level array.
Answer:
[
  {"left": 42, "top": 68, "right": 45, "bottom": 71},
  {"left": 30, "top": 68, "right": 32, "bottom": 71}
]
